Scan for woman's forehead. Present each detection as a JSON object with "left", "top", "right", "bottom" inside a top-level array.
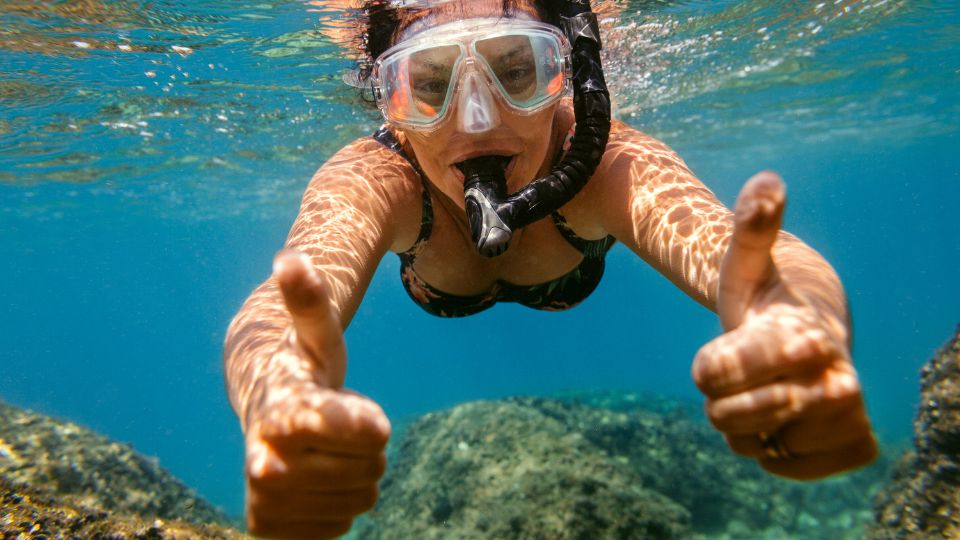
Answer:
[{"left": 396, "top": 1, "right": 540, "bottom": 42}]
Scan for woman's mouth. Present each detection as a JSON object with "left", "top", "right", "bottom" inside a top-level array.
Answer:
[{"left": 450, "top": 154, "right": 516, "bottom": 185}]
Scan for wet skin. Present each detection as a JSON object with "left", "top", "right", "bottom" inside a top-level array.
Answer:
[{"left": 224, "top": 2, "right": 877, "bottom": 538}]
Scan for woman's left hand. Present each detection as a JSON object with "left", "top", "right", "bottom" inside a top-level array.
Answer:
[{"left": 692, "top": 171, "right": 877, "bottom": 480}]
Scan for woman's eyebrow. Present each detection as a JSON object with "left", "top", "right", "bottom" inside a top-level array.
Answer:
[
  {"left": 488, "top": 44, "right": 532, "bottom": 64},
  {"left": 410, "top": 57, "right": 455, "bottom": 74}
]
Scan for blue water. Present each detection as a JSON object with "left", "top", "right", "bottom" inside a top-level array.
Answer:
[{"left": 1, "top": 0, "right": 958, "bottom": 522}]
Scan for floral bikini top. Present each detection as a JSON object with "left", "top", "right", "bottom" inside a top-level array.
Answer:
[{"left": 373, "top": 126, "right": 616, "bottom": 318}]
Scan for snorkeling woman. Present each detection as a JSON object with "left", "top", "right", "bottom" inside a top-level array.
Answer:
[{"left": 223, "top": 1, "right": 877, "bottom": 537}]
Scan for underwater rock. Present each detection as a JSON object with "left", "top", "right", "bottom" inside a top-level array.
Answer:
[
  {"left": 357, "top": 392, "right": 888, "bottom": 540},
  {"left": 357, "top": 399, "right": 691, "bottom": 540},
  {"left": 1, "top": 475, "right": 244, "bottom": 539},
  {"left": 0, "top": 401, "right": 242, "bottom": 537},
  {"left": 866, "top": 325, "right": 960, "bottom": 539}
]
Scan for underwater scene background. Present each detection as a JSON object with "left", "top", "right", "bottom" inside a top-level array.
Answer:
[{"left": 1, "top": 0, "right": 958, "bottom": 532}]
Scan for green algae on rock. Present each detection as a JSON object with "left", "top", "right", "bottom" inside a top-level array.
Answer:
[
  {"left": 358, "top": 393, "right": 889, "bottom": 540},
  {"left": 1, "top": 476, "right": 245, "bottom": 540},
  {"left": 0, "top": 401, "right": 245, "bottom": 538},
  {"left": 867, "top": 325, "right": 960, "bottom": 540},
  {"left": 358, "top": 398, "right": 691, "bottom": 540}
]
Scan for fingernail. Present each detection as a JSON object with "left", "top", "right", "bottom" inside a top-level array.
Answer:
[
  {"left": 272, "top": 250, "right": 290, "bottom": 276},
  {"left": 296, "top": 251, "right": 312, "bottom": 268}
]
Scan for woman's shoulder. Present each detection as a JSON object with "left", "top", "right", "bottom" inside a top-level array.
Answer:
[
  {"left": 560, "top": 119, "right": 697, "bottom": 237},
  {"left": 307, "top": 133, "right": 423, "bottom": 198},
  {"left": 298, "top": 133, "right": 424, "bottom": 251},
  {"left": 596, "top": 120, "right": 696, "bottom": 180},
  {"left": 607, "top": 120, "right": 680, "bottom": 155}
]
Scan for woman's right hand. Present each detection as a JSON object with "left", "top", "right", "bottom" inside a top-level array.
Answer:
[{"left": 244, "top": 250, "right": 391, "bottom": 539}]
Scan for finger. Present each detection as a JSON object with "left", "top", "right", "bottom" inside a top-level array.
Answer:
[
  {"left": 723, "top": 404, "right": 872, "bottom": 459},
  {"left": 718, "top": 171, "right": 786, "bottom": 330},
  {"left": 256, "top": 389, "right": 391, "bottom": 455},
  {"left": 759, "top": 437, "right": 878, "bottom": 480},
  {"left": 692, "top": 318, "right": 839, "bottom": 399},
  {"left": 273, "top": 249, "right": 346, "bottom": 388},
  {"left": 705, "top": 366, "right": 862, "bottom": 434},
  {"left": 249, "top": 485, "right": 379, "bottom": 522},
  {"left": 248, "top": 450, "right": 386, "bottom": 492},
  {"left": 247, "top": 514, "right": 353, "bottom": 540}
]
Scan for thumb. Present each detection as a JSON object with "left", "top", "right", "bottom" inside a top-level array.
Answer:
[
  {"left": 718, "top": 171, "right": 786, "bottom": 330},
  {"left": 273, "top": 249, "right": 346, "bottom": 388}
]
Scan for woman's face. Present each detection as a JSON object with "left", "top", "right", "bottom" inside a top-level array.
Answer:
[{"left": 393, "top": 1, "right": 561, "bottom": 210}]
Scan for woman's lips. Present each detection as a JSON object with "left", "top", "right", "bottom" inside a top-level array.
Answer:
[{"left": 449, "top": 154, "right": 517, "bottom": 185}]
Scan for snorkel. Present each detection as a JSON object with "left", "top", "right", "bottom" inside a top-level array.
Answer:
[{"left": 457, "top": 0, "right": 611, "bottom": 257}]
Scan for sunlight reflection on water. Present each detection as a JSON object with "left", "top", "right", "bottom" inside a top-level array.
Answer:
[{"left": 0, "top": 0, "right": 956, "bottom": 219}]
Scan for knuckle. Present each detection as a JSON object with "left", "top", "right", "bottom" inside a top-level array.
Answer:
[
  {"left": 825, "top": 370, "right": 861, "bottom": 403},
  {"left": 692, "top": 343, "right": 736, "bottom": 392},
  {"left": 691, "top": 347, "right": 711, "bottom": 388},
  {"left": 707, "top": 392, "right": 765, "bottom": 432},
  {"left": 706, "top": 399, "right": 730, "bottom": 427},
  {"left": 353, "top": 404, "right": 391, "bottom": 448}
]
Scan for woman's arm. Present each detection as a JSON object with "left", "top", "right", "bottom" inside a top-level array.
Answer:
[
  {"left": 224, "top": 136, "right": 420, "bottom": 426},
  {"left": 593, "top": 124, "right": 875, "bottom": 479},
  {"left": 223, "top": 137, "right": 420, "bottom": 538},
  {"left": 596, "top": 125, "right": 847, "bottom": 339}
]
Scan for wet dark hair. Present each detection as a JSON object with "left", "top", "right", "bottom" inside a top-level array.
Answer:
[{"left": 359, "top": 1, "right": 563, "bottom": 81}]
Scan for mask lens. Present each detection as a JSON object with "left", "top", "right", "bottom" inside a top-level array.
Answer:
[
  {"left": 381, "top": 44, "right": 461, "bottom": 126},
  {"left": 475, "top": 32, "right": 564, "bottom": 109}
]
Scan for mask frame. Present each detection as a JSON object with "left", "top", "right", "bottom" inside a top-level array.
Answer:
[{"left": 370, "top": 18, "right": 571, "bottom": 133}]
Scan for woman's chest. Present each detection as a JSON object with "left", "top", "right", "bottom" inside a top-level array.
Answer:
[{"left": 409, "top": 203, "right": 586, "bottom": 296}]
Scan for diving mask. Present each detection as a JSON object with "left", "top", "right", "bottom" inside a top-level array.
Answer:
[{"left": 370, "top": 18, "right": 571, "bottom": 132}]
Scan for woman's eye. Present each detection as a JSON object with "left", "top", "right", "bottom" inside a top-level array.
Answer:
[
  {"left": 415, "top": 79, "right": 448, "bottom": 95},
  {"left": 502, "top": 66, "right": 531, "bottom": 82},
  {"left": 497, "top": 63, "right": 535, "bottom": 93}
]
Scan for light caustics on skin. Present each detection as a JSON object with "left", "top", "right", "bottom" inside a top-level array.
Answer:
[
  {"left": 224, "top": 137, "right": 418, "bottom": 432},
  {"left": 597, "top": 121, "right": 866, "bottom": 472},
  {"left": 601, "top": 122, "right": 847, "bottom": 326}
]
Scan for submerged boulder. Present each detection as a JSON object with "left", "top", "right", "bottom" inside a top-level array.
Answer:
[
  {"left": 358, "top": 391, "right": 888, "bottom": 539},
  {"left": 0, "top": 401, "right": 243, "bottom": 538},
  {"left": 358, "top": 398, "right": 691, "bottom": 540},
  {"left": 867, "top": 326, "right": 960, "bottom": 539},
  {"left": 1, "top": 476, "right": 244, "bottom": 540}
]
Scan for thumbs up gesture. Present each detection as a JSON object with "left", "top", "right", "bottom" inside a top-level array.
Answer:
[
  {"left": 243, "top": 250, "right": 390, "bottom": 539},
  {"left": 692, "top": 172, "right": 877, "bottom": 479}
]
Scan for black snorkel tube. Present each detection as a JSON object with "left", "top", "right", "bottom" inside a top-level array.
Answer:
[{"left": 456, "top": 0, "right": 611, "bottom": 257}]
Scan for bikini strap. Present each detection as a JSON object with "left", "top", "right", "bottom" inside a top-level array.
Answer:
[
  {"left": 551, "top": 211, "right": 616, "bottom": 259},
  {"left": 372, "top": 126, "right": 433, "bottom": 253}
]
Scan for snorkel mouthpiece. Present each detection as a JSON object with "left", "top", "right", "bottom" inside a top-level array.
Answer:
[
  {"left": 453, "top": 0, "right": 611, "bottom": 258},
  {"left": 457, "top": 156, "right": 512, "bottom": 257}
]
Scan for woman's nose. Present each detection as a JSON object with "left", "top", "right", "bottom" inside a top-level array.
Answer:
[{"left": 455, "top": 71, "right": 501, "bottom": 134}]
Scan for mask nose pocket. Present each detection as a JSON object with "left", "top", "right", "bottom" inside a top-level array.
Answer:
[{"left": 456, "top": 71, "right": 500, "bottom": 134}]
